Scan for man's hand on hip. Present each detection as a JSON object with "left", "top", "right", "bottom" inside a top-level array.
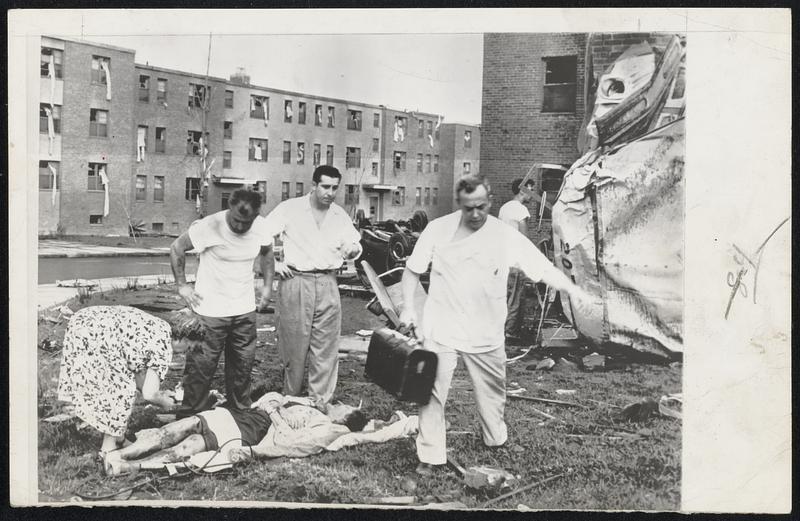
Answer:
[
  {"left": 274, "top": 261, "right": 295, "bottom": 280},
  {"left": 177, "top": 283, "right": 203, "bottom": 308}
]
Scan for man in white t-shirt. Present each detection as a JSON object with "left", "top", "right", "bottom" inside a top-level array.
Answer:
[
  {"left": 170, "top": 189, "right": 275, "bottom": 417},
  {"left": 497, "top": 177, "right": 535, "bottom": 340},
  {"left": 398, "top": 175, "right": 591, "bottom": 476}
]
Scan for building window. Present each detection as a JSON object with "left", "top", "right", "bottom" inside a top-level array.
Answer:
[
  {"left": 372, "top": 138, "right": 379, "bottom": 153},
  {"left": 155, "top": 127, "right": 166, "bottom": 153},
  {"left": 223, "top": 151, "right": 232, "bottom": 169},
  {"left": 417, "top": 120, "right": 424, "bottom": 138},
  {"left": 223, "top": 121, "right": 233, "bottom": 139},
  {"left": 415, "top": 187, "right": 422, "bottom": 206},
  {"left": 221, "top": 192, "right": 231, "bottom": 210},
  {"left": 327, "top": 106, "right": 336, "bottom": 128},
  {"left": 157, "top": 78, "right": 167, "bottom": 102},
  {"left": 249, "top": 138, "right": 268, "bottom": 162},
  {"left": 373, "top": 113, "right": 380, "bottom": 128},
  {"left": 188, "top": 83, "right": 208, "bottom": 109},
  {"left": 416, "top": 153, "right": 423, "bottom": 173},
  {"left": 284, "top": 100, "right": 293, "bottom": 122},
  {"left": 433, "top": 187, "right": 439, "bottom": 205},
  {"left": 347, "top": 110, "right": 362, "bottom": 131},
  {"left": 89, "top": 215, "right": 103, "bottom": 225},
  {"left": 313, "top": 144, "right": 321, "bottom": 166},
  {"left": 295, "top": 182, "right": 304, "bottom": 198},
  {"left": 434, "top": 154, "right": 439, "bottom": 173},
  {"left": 345, "top": 184, "right": 359, "bottom": 205},
  {"left": 283, "top": 141, "right": 291, "bottom": 164},
  {"left": 89, "top": 109, "right": 108, "bottom": 137},
  {"left": 394, "top": 116, "right": 408, "bottom": 141},
  {"left": 87, "top": 163, "right": 106, "bottom": 191},
  {"left": 39, "top": 161, "right": 59, "bottom": 190},
  {"left": 464, "top": 130, "right": 472, "bottom": 148},
  {"left": 135, "top": 175, "right": 147, "bottom": 201},
  {"left": 40, "top": 47, "right": 63, "bottom": 78},
  {"left": 346, "top": 147, "right": 361, "bottom": 169},
  {"left": 39, "top": 104, "right": 61, "bottom": 134},
  {"left": 91, "top": 56, "right": 109, "bottom": 84},
  {"left": 281, "top": 182, "right": 290, "bottom": 201},
  {"left": 426, "top": 121, "right": 433, "bottom": 138},
  {"left": 392, "top": 186, "right": 406, "bottom": 206},
  {"left": 393, "top": 151, "right": 406, "bottom": 170},
  {"left": 425, "top": 154, "right": 431, "bottom": 173},
  {"left": 138, "top": 75, "right": 150, "bottom": 102},
  {"left": 187, "top": 130, "right": 207, "bottom": 156},
  {"left": 297, "top": 142, "right": 305, "bottom": 165},
  {"left": 224, "top": 89, "right": 234, "bottom": 108},
  {"left": 435, "top": 124, "right": 440, "bottom": 140},
  {"left": 542, "top": 55, "right": 577, "bottom": 113},
  {"left": 371, "top": 162, "right": 378, "bottom": 176},
  {"left": 250, "top": 95, "right": 269, "bottom": 119},
  {"left": 463, "top": 162, "right": 471, "bottom": 174},
  {"left": 424, "top": 187, "right": 431, "bottom": 206},
  {"left": 326, "top": 145, "right": 334, "bottom": 166},
  {"left": 256, "top": 181, "right": 267, "bottom": 203},
  {"left": 152, "top": 222, "right": 164, "bottom": 232},
  {"left": 185, "top": 178, "right": 201, "bottom": 200},
  {"left": 137, "top": 125, "right": 148, "bottom": 158},
  {"left": 298, "top": 102, "right": 307, "bottom": 124},
  {"left": 153, "top": 176, "right": 165, "bottom": 202},
  {"left": 314, "top": 104, "right": 323, "bottom": 126}
]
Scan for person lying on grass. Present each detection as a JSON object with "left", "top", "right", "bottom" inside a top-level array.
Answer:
[{"left": 104, "top": 392, "right": 367, "bottom": 476}]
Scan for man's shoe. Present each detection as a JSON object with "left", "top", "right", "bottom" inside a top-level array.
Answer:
[{"left": 415, "top": 462, "right": 443, "bottom": 476}]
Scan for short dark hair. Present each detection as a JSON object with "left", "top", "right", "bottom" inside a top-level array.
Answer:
[
  {"left": 511, "top": 178, "right": 535, "bottom": 195},
  {"left": 343, "top": 409, "right": 368, "bottom": 432},
  {"left": 455, "top": 174, "right": 491, "bottom": 198},
  {"left": 313, "top": 165, "right": 342, "bottom": 184},
  {"left": 229, "top": 189, "right": 262, "bottom": 213}
]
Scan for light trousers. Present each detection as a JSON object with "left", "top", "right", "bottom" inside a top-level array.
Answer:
[
  {"left": 416, "top": 341, "right": 508, "bottom": 465},
  {"left": 277, "top": 272, "right": 341, "bottom": 406}
]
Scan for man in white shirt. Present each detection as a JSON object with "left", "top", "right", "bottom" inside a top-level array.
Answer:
[
  {"left": 497, "top": 178, "right": 535, "bottom": 340},
  {"left": 262, "top": 165, "right": 362, "bottom": 407},
  {"left": 399, "top": 175, "right": 591, "bottom": 476},
  {"left": 170, "top": 189, "right": 275, "bottom": 417}
]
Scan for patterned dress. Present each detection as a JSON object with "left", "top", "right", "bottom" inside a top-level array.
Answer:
[{"left": 57, "top": 306, "right": 172, "bottom": 437}]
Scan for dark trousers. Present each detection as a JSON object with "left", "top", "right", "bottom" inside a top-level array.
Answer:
[
  {"left": 181, "top": 311, "right": 257, "bottom": 415},
  {"left": 505, "top": 268, "right": 527, "bottom": 337}
]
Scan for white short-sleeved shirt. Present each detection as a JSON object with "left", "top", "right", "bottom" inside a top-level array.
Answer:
[
  {"left": 262, "top": 194, "right": 362, "bottom": 271},
  {"left": 188, "top": 211, "right": 271, "bottom": 317},
  {"left": 497, "top": 199, "right": 531, "bottom": 229},
  {"left": 406, "top": 211, "right": 561, "bottom": 352}
]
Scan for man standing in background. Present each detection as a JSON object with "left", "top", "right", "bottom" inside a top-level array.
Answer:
[{"left": 170, "top": 189, "right": 275, "bottom": 417}]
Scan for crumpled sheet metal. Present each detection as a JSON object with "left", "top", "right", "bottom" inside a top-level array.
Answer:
[{"left": 552, "top": 118, "right": 684, "bottom": 359}]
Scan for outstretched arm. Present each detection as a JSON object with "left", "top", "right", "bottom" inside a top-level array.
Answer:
[{"left": 170, "top": 233, "right": 202, "bottom": 308}]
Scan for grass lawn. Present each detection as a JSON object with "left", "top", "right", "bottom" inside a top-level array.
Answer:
[{"left": 37, "top": 284, "right": 680, "bottom": 509}]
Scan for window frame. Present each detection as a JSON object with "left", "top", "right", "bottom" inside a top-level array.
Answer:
[
  {"left": 224, "top": 89, "right": 234, "bottom": 108},
  {"left": 346, "top": 147, "right": 361, "bottom": 169},
  {"left": 295, "top": 182, "right": 304, "bottom": 198},
  {"left": 185, "top": 177, "right": 201, "bottom": 200},
  {"left": 297, "top": 142, "right": 305, "bottom": 165},
  {"left": 373, "top": 112, "right": 380, "bottom": 128},
  {"left": 393, "top": 151, "right": 406, "bottom": 171},
  {"left": 281, "top": 181, "right": 291, "bottom": 201},
  {"left": 38, "top": 160, "right": 59, "bottom": 190},
  {"left": 347, "top": 110, "right": 362, "bottom": 131},
  {"left": 87, "top": 163, "right": 106, "bottom": 191},
  {"left": 298, "top": 102, "right": 307, "bottom": 124},
  {"left": 326, "top": 145, "right": 334, "bottom": 166},
  {"left": 153, "top": 176, "right": 165, "bottom": 202},
  {"left": 284, "top": 100, "right": 293, "bottom": 123},
  {"left": 223, "top": 151, "right": 232, "bottom": 169},
  {"left": 89, "top": 108, "right": 109, "bottom": 138},
  {"left": 40, "top": 47, "right": 64, "bottom": 79},
  {"left": 250, "top": 95, "right": 269, "bottom": 119},
  {"left": 138, "top": 75, "right": 150, "bottom": 102},
  {"left": 282, "top": 140, "right": 292, "bottom": 164},
  {"left": 542, "top": 55, "right": 578, "bottom": 113},
  {"left": 135, "top": 175, "right": 147, "bottom": 201},
  {"left": 91, "top": 56, "right": 109, "bottom": 85},
  {"left": 248, "top": 138, "right": 269, "bottom": 162},
  {"left": 156, "top": 78, "right": 168, "bottom": 102},
  {"left": 39, "top": 104, "right": 62, "bottom": 134},
  {"left": 155, "top": 127, "right": 166, "bottom": 153},
  {"left": 223, "top": 121, "right": 233, "bottom": 139}
]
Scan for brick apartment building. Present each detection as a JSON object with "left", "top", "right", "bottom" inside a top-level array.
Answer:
[
  {"left": 35, "top": 36, "right": 480, "bottom": 236},
  {"left": 480, "top": 32, "right": 682, "bottom": 243}
]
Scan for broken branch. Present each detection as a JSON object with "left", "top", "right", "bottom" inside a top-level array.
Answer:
[{"left": 482, "top": 472, "right": 567, "bottom": 507}]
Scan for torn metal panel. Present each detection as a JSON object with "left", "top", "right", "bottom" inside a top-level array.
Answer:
[{"left": 552, "top": 118, "right": 684, "bottom": 359}]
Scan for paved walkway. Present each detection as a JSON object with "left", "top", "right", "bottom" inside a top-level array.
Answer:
[{"left": 39, "top": 239, "right": 174, "bottom": 258}]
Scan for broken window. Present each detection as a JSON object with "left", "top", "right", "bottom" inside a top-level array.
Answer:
[
  {"left": 189, "top": 83, "right": 208, "bottom": 109},
  {"left": 155, "top": 127, "right": 166, "bottom": 153},
  {"left": 39, "top": 104, "right": 61, "bottom": 134},
  {"left": 249, "top": 138, "right": 268, "bottom": 162},
  {"left": 346, "top": 147, "right": 361, "bottom": 169},
  {"left": 40, "top": 47, "right": 63, "bottom": 78},
  {"left": 283, "top": 141, "right": 291, "bottom": 164},
  {"left": 89, "top": 109, "right": 108, "bottom": 137},
  {"left": 91, "top": 56, "right": 109, "bottom": 84},
  {"left": 186, "top": 130, "right": 206, "bottom": 156},
  {"left": 373, "top": 113, "right": 380, "bottom": 128},
  {"left": 153, "top": 176, "right": 165, "bottom": 202},
  {"left": 327, "top": 106, "right": 335, "bottom": 128},
  {"left": 87, "top": 163, "right": 106, "bottom": 191},
  {"left": 542, "top": 55, "right": 577, "bottom": 112},
  {"left": 463, "top": 162, "right": 471, "bottom": 174},
  {"left": 39, "top": 160, "right": 59, "bottom": 190},
  {"left": 394, "top": 151, "right": 406, "bottom": 170},
  {"left": 223, "top": 121, "right": 233, "bottom": 139},
  {"left": 345, "top": 184, "right": 359, "bottom": 205},
  {"left": 434, "top": 155, "right": 439, "bottom": 173},
  {"left": 424, "top": 187, "right": 431, "bottom": 206},
  {"left": 284, "top": 100, "right": 293, "bottom": 122},
  {"left": 89, "top": 215, "right": 103, "bottom": 225},
  {"left": 464, "top": 130, "right": 472, "bottom": 148},
  {"left": 295, "top": 182, "right": 304, "bottom": 198},
  {"left": 223, "top": 151, "right": 232, "bottom": 169},
  {"left": 315, "top": 104, "right": 323, "bottom": 126},
  {"left": 135, "top": 175, "right": 147, "bottom": 201},
  {"left": 313, "top": 144, "right": 321, "bottom": 166},
  {"left": 392, "top": 186, "right": 406, "bottom": 206},
  {"left": 281, "top": 182, "right": 290, "bottom": 201},
  {"left": 432, "top": 187, "right": 439, "bottom": 206},
  {"left": 185, "top": 177, "right": 201, "bottom": 200},
  {"left": 415, "top": 187, "right": 422, "bottom": 205},
  {"left": 298, "top": 102, "right": 307, "bottom": 124},
  {"left": 250, "top": 95, "right": 269, "bottom": 120},
  {"left": 224, "top": 89, "right": 234, "bottom": 108},
  {"left": 347, "top": 110, "right": 362, "bottom": 130},
  {"left": 139, "top": 75, "right": 150, "bottom": 102},
  {"left": 326, "top": 145, "right": 334, "bottom": 166},
  {"left": 416, "top": 153, "right": 423, "bottom": 173},
  {"left": 425, "top": 154, "right": 431, "bottom": 173},
  {"left": 157, "top": 78, "right": 167, "bottom": 102},
  {"left": 372, "top": 138, "right": 379, "bottom": 153}
]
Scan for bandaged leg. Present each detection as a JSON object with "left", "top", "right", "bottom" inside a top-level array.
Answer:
[
  {"left": 107, "top": 434, "right": 207, "bottom": 476},
  {"left": 104, "top": 417, "right": 203, "bottom": 474}
]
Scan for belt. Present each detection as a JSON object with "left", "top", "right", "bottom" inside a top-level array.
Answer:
[{"left": 288, "top": 265, "right": 338, "bottom": 275}]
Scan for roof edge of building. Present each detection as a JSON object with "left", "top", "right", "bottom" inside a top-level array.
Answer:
[{"left": 46, "top": 35, "right": 136, "bottom": 55}]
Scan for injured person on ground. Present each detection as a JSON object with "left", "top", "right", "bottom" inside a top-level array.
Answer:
[{"left": 103, "top": 392, "right": 422, "bottom": 476}]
